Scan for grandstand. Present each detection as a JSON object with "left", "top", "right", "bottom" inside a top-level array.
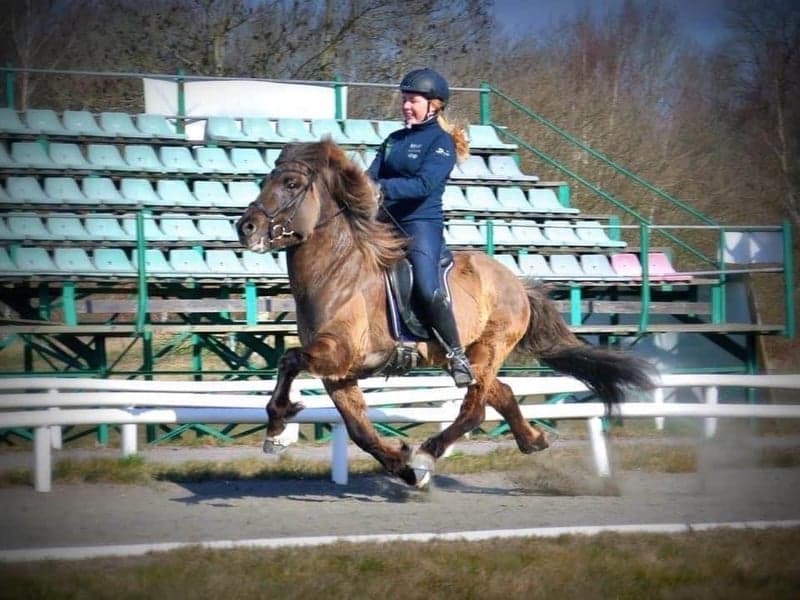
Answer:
[{"left": 0, "top": 71, "right": 793, "bottom": 395}]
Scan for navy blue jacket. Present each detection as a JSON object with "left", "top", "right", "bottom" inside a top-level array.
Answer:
[{"left": 367, "top": 118, "right": 455, "bottom": 223}]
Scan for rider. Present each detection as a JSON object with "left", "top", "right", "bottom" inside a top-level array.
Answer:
[{"left": 367, "top": 68, "right": 475, "bottom": 388}]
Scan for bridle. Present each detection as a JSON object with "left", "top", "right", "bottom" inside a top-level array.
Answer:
[{"left": 246, "top": 159, "right": 345, "bottom": 244}]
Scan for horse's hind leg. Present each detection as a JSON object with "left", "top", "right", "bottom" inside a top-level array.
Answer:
[
  {"left": 324, "top": 378, "right": 418, "bottom": 485},
  {"left": 486, "top": 379, "right": 549, "bottom": 454}
]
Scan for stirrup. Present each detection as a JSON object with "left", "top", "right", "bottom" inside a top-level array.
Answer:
[{"left": 446, "top": 349, "right": 475, "bottom": 388}]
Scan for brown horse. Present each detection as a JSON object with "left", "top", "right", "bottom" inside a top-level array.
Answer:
[{"left": 237, "top": 139, "right": 653, "bottom": 488}]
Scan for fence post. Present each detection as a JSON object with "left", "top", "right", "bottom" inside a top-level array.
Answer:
[
  {"left": 587, "top": 417, "right": 611, "bottom": 477},
  {"left": 33, "top": 426, "right": 52, "bottom": 492},
  {"left": 704, "top": 386, "right": 718, "bottom": 438},
  {"left": 331, "top": 423, "right": 348, "bottom": 485},
  {"left": 653, "top": 387, "right": 665, "bottom": 431}
]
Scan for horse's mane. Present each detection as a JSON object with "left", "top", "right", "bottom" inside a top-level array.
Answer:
[{"left": 279, "top": 139, "right": 407, "bottom": 270}]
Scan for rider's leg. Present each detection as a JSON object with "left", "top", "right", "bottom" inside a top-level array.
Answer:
[{"left": 405, "top": 222, "right": 475, "bottom": 388}]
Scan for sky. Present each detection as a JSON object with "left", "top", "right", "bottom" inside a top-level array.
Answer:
[{"left": 492, "top": 0, "right": 731, "bottom": 48}]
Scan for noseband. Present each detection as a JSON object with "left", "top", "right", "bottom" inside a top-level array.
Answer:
[{"left": 246, "top": 159, "right": 345, "bottom": 245}]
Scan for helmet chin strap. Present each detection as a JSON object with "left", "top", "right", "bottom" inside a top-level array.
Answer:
[{"left": 405, "top": 100, "right": 438, "bottom": 127}]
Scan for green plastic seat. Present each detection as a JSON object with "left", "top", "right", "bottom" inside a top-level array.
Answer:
[
  {"left": 493, "top": 253, "right": 523, "bottom": 277},
  {"left": 87, "top": 143, "right": 132, "bottom": 171},
  {"left": 193, "top": 180, "right": 231, "bottom": 208},
  {"left": 488, "top": 155, "right": 538, "bottom": 182},
  {"left": 230, "top": 147, "right": 269, "bottom": 174},
  {"left": 7, "top": 215, "right": 51, "bottom": 240},
  {"left": 11, "top": 247, "right": 57, "bottom": 272},
  {"left": 0, "top": 108, "right": 31, "bottom": 134},
  {"left": 48, "top": 142, "right": 91, "bottom": 169},
  {"left": 6, "top": 176, "right": 54, "bottom": 204},
  {"left": 445, "top": 220, "right": 484, "bottom": 246},
  {"left": 84, "top": 216, "right": 132, "bottom": 241},
  {"left": 228, "top": 181, "right": 260, "bottom": 207},
  {"left": 195, "top": 146, "right": 235, "bottom": 174},
  {"left": 44, "top": 177, "right": 88, "bottom": 205},
  {"left": 121, "top": 215, "right": 169, "bottom": 242},
  {"left": 54, "top": 248, "right": 95, "bottom": 273},
  {"left": 11, "top": 142, "right": 56, "bottom": 169},
  {"left": 124, "top": 144, "right": 165, "bottom": 173},
  {"left": 169, "top": 248, "right": 209, "bottom": 274},
  {"left": 518, "top": 253, "right": 553, "bottom": 278},
  {"left": 310, "top": 118, "right": 349, "bottom": 143},
  {"left": 375, "top": 120, "right": 402, "bottom": 139},
  {"left": 93, "top": 248, "right": 135, "bottom": 274},
  {"left": 0, "top": 142, "right": 13, "bottom": 168},
  {"left": 120, "top": 178, "right": 161, "bottom": 206},
  {"left": 135, "top": 114, "right": 184, "bottom": 140},
  {"left": 543, "top": 220, "right": 584, "bottom": 246},
  {"left": 242, "top": 251, "right": 283, "bottom": 277},
  {"left": 132, "top": 248, "right": 173, "bottom": 276},
  {"left": 576, "top": 221, "right": 626, "bottom": 248},
  {"left": 197, "top": 217, "right": 238, "bottom": 241},
  {"left": 159, "top": 146, "right": 202, "bottom": 173},
  {"left": 82, "top": 177, "right": 126, "bottom": 205},
  {"left": 47, "top": 215, "right": 90, "bottom": 241},
  {"left": 0, "top": 247, "right": 17, "bottom": 272},
  {"left": 265, "top": 148, "right": 282, "bottom": 169},
  {"left": 496, "top": 187, "right": 535, "bottom": 213},
  {"left": 0, "top": 183, "right": 11, "bottom": 205},
  {"left": 276, "top": 118, "right": 314, "bottom": 142},
  {"left": 99, "top": 112, "right": 147, "bottom": 139},
  {"left": 62, "top": 110, "right": 105, "bottom": 136},
  {"left": 159, "top": 214, "right": 201, "bottom": 241},
  {"left": 23, "top": 109, "right": 68, "bottom": 136},
  {"left": 205, "top": 249, "right": 247, "bottom": 274},
  {"left": 467, "top": 124, "right": 517, "bottom": 152},
  {"left": 442, "top": 185, "right": 470, "bottom": 212},
  {"left": 528, "top": 189, "right": 579, "bottom": 215},
  {"left": 465, "top": 186, "right": 504, "bottom": 212},
  {"left": 549, "top": 254, "right": 585, "bottom": 279},
  {"left": 509, "top": 220, "right": 551, "bottom": 246},
  {"left": 342, "top": 119, "right": 383, "bottom": 145},
  {"left": 205, "top": 116, "right": 247, "bottom": 143},
  {"left": 242, "top": 117, "right": 285, "bottom": 143},
  {"left": 156, "top": 179, "right": 197, "bottom": 208}
]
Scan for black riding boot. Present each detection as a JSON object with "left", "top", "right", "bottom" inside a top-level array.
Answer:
[{"left": 426, "top": 289, "right": 476, "bottom": 388}]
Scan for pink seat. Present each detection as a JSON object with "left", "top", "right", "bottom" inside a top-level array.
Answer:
[
  {"left": 611, "top": 253, "right": 642, "bottom": 278},
  {"left": 648, "top": 252, "right": 691, "bottom": 282}
]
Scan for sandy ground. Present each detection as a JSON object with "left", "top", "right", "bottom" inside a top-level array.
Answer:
[{"left": 1, "top": 437, "right": 799, "bottom": 551}]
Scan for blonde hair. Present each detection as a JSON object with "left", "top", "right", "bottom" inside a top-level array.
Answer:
[{"left": 431, "top": 99, "right": 469, "bottom": 163}]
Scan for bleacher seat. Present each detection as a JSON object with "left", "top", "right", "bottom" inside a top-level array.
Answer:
[
  {"left": 580, "top": 254, "right": 618, "bottom": 279},
  {"left": 467, "top": 124, "right": 517, "bottom": 152},
  {"left": 0, "top": 143, "right": 14, "bottom": 168},
  {"left": 276, "top": 118, "right": 315, "bottom": 142},
  {"left": 84, "top": 216, "right": 132, "bottom": 241},
  {"left": 133, "top": 249, "right": 173, "bottom": 275},
  {"left": 94, "top": 248, "right": 135, "bottom": 274},
  {"left": 99, "top": 112, "right": 148, "bottom": 139},
  {"left": 47, "top": 215, "right": 90, "bottom": 241},
  {"left": 343, "top": 119, "right": 383, "bottom": 145},
  {"left": 196, "top": 146, "right": 235, "bottom": 173},
  {"left": 159, "top": 146, "right": 202, "bottom": 174},
  {"left": 543, "top": 220, "right": 586, "bottom": 246},
  {"left": 493, "top": 253, "right": 523, "bottom": 276},
  {"left": 452, "top": 155, "right": 504, "bottom": 181},
  {"left": 228, "top": 181, "right": 260, "bottom": 206},
  {"left": 442, "top": 185, "right": 471, "bottom": 212},
  {"left": 124, "top": 145, "right": 164, "bottom": 172},
  {"left": 6, "top": 176, "right": 54, "bottom": 204},
  {"left": 265, "top": 148, "right": 282, "bottom": 170},
  {"left": 44, "top": 177, "right": 88, "bottom": 205},
  {"left": 24, "top": 109, "right": 68, "bottom": 136},
  {"left": 87, "top": 143, "right": 131, "bottom": 171},
  {"left": 49, "top": 142, "right": 92, "bottom": 169},
  {"left": 159, "top": 214, "right": 201, "bottom": 241},
  {"left": 528, "top": 188, "right": 579, "bottom": 215},
  {"left": 479, "top": 221, "right": 519, "bottom": 246},
  {"left": 157, "top": 179, "right": 197, "bottom": 208},
  {"left": 610, "top": 253, "right": 642, "bottom": 278},
  {"left": 241, "top": 118, "right": 284, "bottom": 144},
  {"left": 510, "top": 220, "right": 553, "bottom": 246},
  {"left": 205, "top": 249, "right": 247, "bottom": 275},
  {"left": 54, "top": 248, "right": 95, "bottom": 273},
  {"left": 0, "top": 108, "right": 30, "bottom": 135},
  {"left": 488, "top": 155, "right": 538, "bottom": 182},
  {"left": 0, "top": 183, "right": 11, "bottom": 205},
  {"left": 465, "top": 186, "right": 503, "bottom": 212},
  {"left": 62, "top": 110, "right": 105, "bottom": 137},
  {"left": 83, "top": 177, "right": 127, "bottom": 206},
  {"left": 445, "top": 220, "right": 484, "bottom": 246},
  {"left": 648, "top": 252, "right": 691, "bottom": 282},
  {"left": 230, "top": 147, "right": 269, "bottom": 174},
  {"left": 205, "top": 116, "right": 247, "bottom": 143},
  {"left": 575, "top": 220, "right": 626, "bottom": 248},
  {"left": 7, "top": 215, "right": 51, "bottom": 240},
  {"left": 193, "top": 180, "right": 231, "bottom": 208},
  {"left": 0, "top": 247, "right": 15, "bottom": 272},
  {"left": 496, "top": 187, "right": 535, "bottom": 213},
  {"left": 120, "top": 178, "right": 161, "bottom": 206},
  {"left": 518, "top": 253, "right": 553, "bottom": 278},
  {"left": 197, "top": 217, "right": 238, "bottom": 241},
  {"left": 375, "top": 120, "right": 402, "bottom": 139},
  {"left": 169, "top": 248, "right": 209, "bottom": 274},
  {"left": 12, "top": 247, "right": 57, "bottom": 272},
  {"left": 549, "top": 254, "right": 585, "bottom": 279},
  {"left": 242, "top": 250, "right": 285, "bottom": 277},
  {"left": 135, "top": 114, "right": 184, "bottom": 140},
  {"left": 310, "top": 119, "right": 350, "bottom": 144},
  {"left": 11, "top": 141, "right": 55, "bottom": 169},
  {"left": 121, "top": 215, "right": 169, "bottom": 242}
]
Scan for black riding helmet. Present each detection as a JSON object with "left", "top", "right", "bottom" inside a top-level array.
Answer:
[{"left": 399, "top": 68, "right": 450, "bottom": 105}]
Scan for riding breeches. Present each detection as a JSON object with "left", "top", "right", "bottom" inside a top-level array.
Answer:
[{"left": 399, "top": 220, "right": 445, "bottom": 306}]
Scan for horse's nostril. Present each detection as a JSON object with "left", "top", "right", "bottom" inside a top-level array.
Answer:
[{"left": 241, "top": 221, "right": 255, "bottom": 235}]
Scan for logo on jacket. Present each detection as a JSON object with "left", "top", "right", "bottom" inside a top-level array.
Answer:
[{"left": 435, "top": 147, "right": 451, "bottom": 157}]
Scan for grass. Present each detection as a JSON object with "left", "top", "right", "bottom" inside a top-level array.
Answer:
[{"left": 2, "top": 528, "right": 799, "bottom": 599}]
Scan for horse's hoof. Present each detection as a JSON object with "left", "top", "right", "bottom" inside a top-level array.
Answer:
[
  {"left": 408, "top": 450, "right": 435, "bottom": 488},
  {"left": 262, "top": 437, "right": 289, "bottom": 455},
  {"left": 520, "top": 432, "right": 550, "bottom": 454}
]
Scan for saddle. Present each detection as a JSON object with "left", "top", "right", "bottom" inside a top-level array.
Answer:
[{"left": 384, "top": 246, "right": 454, "bottom": 342}]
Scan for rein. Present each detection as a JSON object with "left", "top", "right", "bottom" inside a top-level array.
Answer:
[{"left": 246, "top": 160, "right": 345, "bottom": 244}]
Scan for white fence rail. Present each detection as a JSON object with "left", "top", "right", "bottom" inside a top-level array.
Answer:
[{"left": 1, "top": 374, "right": 799, "bottom": 492}]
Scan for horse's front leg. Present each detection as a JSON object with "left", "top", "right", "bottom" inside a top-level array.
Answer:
[
  {"left": 263, "top": 347, "right": 307, "bottom": 453},
  {"left": 324, "top": 378, "right": 419, "bottom": 486}
]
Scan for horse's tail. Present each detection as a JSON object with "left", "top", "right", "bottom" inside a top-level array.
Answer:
[{"left": 516, "top": 282, "right": 655, "bottom": 409}]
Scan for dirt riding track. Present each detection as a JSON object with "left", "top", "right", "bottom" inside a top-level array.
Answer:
[{"left": 1, "top": 438, "right": 799, "bottom": 553}]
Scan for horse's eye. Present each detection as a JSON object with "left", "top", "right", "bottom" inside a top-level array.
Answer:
[{"left": 285, "top": 179, "right": 298, "bottom": 190}]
